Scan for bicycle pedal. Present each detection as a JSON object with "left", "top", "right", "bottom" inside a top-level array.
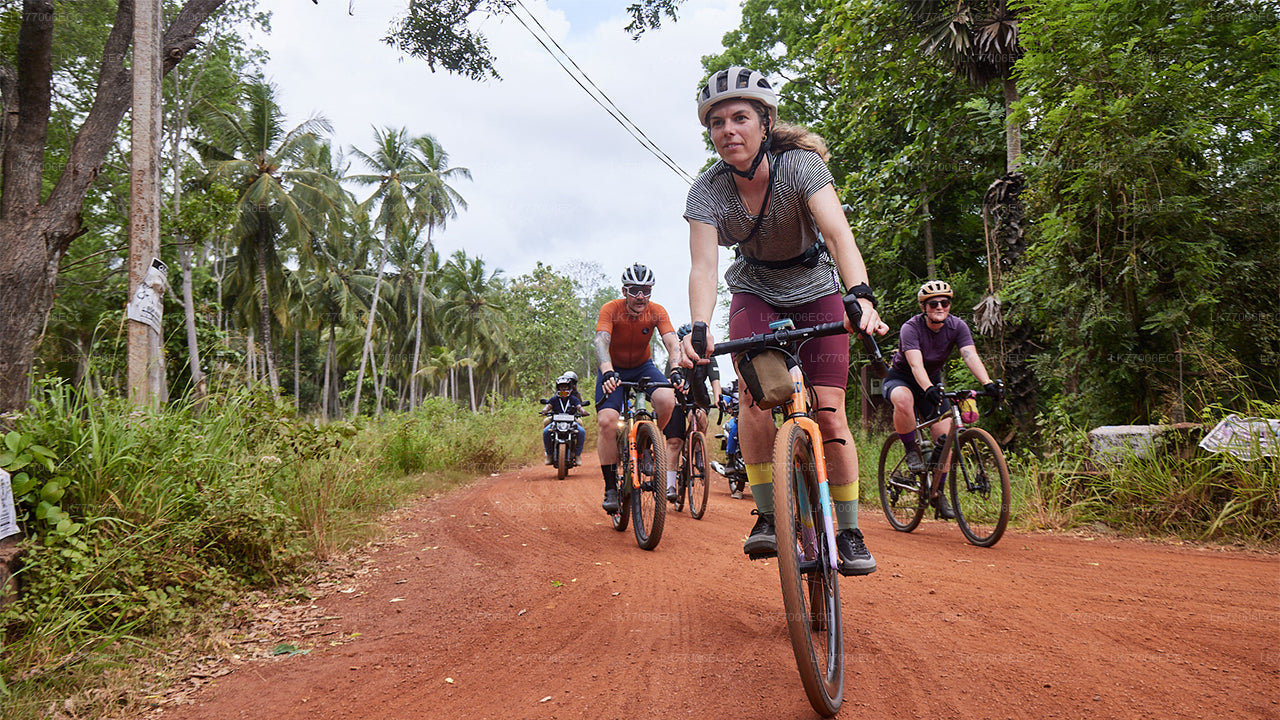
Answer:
[{"left": 747, "top": 550, "right": 778, "bottom": 561}]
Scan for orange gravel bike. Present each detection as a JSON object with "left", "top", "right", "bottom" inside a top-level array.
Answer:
[
  {"left": 608, "top": 378, "right": 672, "bottom": 550},
  {"left": 707, "top": 318, "right": 884, "bottom": 717}
]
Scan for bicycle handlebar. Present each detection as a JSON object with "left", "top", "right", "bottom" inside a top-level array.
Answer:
[{"left": 705, "top": 321, "right": 888, "bottom": 379}]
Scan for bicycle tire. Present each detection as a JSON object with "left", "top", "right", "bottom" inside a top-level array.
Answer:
[
  {"left": 556, "top": 440, "right": 568, "bottom": 480},
  {"left": 612, "top": 431, "right": 631, "bottom": 532},
  {"left": 948, "top": 427, "right": 1011, "bottom": 547},
  {"left": 878, "top": 434, "right": 925, "bottom": 532},
  {"left": 674, "top": 448, "right": 687, "bottom": 513},
  {"left": 687, "top": 431, "right": 710, "bottom": 520},
  {"left": 774, "top": 421, "right": 843, "bottom": 717},
  {"left": 631, "top": 421, "right": 667, "bottom": 550}
]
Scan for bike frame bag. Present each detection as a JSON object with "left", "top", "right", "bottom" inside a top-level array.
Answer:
[{"left": 735, "top": 348, "right": 795, "bottom": 410}]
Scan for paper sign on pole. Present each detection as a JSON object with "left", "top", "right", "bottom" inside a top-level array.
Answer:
[
  {"left": 0, "top": 469, "right": 18, "bottom": 541},
  {"left": 126, "top": 257, "right": 168, "bottom": 333}
]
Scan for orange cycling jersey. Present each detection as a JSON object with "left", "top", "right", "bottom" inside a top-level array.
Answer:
[{"left": 596, "top": 298, "right": 675, "bottom": 369}]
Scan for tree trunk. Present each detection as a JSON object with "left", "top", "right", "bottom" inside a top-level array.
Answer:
[
  {"left": 294, "top": 327, "right": 301, "bottom": 410},
  {"left": 1003, "top": 77, "right": 1021, "bottom": 173},
  {"left": 321, "top": 326, "right": 331, "bottom": 421},
  {"left": 467, "top": 354, "right": 476, "bottom": 412},
  {"left": 351, "top": 245, "right": 386, "bottom": 416},
  {"left": 921, "top": 181, "right": 936, "bottom": 279},
  {"left": 255, "top": 214, "right": 280, "bottom": 396},
  {"left": 0, "top": 0, "right": 229, "bottom": 415}
]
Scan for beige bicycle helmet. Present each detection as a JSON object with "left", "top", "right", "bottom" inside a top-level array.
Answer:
[
  {"left": 917, "top": 280, "right": 954, "bottom": 302},
  {"left": 696, "top": 67, "right": 778, "bottom": 127}
]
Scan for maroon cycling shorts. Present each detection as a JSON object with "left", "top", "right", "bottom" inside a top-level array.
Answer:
[{"left": 727, "top": 292, "right": 849, "bottom": 390}]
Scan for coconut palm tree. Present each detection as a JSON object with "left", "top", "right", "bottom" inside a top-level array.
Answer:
[
  {"left": 197, "top": 81, "right": 346, "bottom": 397},
  {"left": 905, "top": 0, "right": 1023, "bottom": 172},
  {"left": 441, "top": 251, "right": 509, "bottom": 412}
]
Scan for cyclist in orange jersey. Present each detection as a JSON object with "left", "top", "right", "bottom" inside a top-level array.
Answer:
[{"left": 595, "top": 263, "right": 682, "bottom": 513}]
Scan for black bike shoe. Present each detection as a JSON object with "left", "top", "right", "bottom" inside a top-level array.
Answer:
[
  {"left": 905, "top": 446, "right": 926, "bottom": 474},
  {"left": 743, "top": 510, "right": 777, "bottom": 556},
  {"left": 602, "top": 488, "right": 620, "bottom": 513},
  {"left": 666, "top": 486, "right": 678, "bottom": 503},
  {"left": 933, "top": 493, "right": 956, "bottom": 520},
  {"left": 836, "top": 528, "right": 877, "bottom": 576}
]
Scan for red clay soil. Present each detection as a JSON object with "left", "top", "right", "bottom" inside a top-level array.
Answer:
[{"left": 157, "top": 464, "right": 1279, "bottom": 720}]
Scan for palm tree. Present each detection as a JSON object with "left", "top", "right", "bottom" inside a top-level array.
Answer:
[
  {"left": 347, "top": 128, "right": 471, "bottom": 415},
  {"left": 198, "top": 81, "right": 346, "bottom": 396},
  {"left": 441, "top": 251, "right": 509, "bottom": 412},
  {"left": 905, "top": 0, "right": 1023, "bottom": 172}
]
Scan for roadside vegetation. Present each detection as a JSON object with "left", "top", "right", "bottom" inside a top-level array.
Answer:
[{"left": 0, "top": 384, "right": 540, "bottom": 720}]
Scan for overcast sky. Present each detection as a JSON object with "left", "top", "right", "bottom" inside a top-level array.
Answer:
[{"left": 247, "top": 0, "right": 744, "bottom": 376}]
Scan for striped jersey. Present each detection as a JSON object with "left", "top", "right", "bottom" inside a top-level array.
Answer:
[{"left": 684, "top": 149, "right": 840, "bottom": 307}]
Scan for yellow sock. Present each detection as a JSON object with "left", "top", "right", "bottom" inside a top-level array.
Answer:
[
  {"left": 746, "top": 462, "right": 773, "bottom": 514},
  {"left": 829, "top": 481, "right": 860, "bottom": 529}
]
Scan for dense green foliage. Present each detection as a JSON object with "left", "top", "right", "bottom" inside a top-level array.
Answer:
[{"left": 706, "top": 0, "right": 1279, "bottom": 435}]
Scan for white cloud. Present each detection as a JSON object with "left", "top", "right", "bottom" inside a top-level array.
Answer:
[{"left": 249, "top": 0, "right": 743, "bottom": 375}]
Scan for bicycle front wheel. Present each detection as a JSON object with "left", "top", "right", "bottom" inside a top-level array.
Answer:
[
  {"left": 948, "top": 427, "right": 1011, "bottom": 547},
  {"left": 631, "top": 421, "right": 668, "bottom": 550},
  {"left": 878, "top": 434, "right": 925, "bottom": 532},
  {"left": 773, "top": 421, "right": 843, "bottom": 717},
  {"left": 687, "top": 431, "right": 709, "bottom": 520}
]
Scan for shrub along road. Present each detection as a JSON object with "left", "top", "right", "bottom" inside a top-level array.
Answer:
[{"left": 157, "top": 464, "right": 1279, "bottom": 719}]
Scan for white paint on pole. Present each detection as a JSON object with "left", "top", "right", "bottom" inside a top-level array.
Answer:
[{"left": 0, "top": 469, "right": 17, "bottom": 542}]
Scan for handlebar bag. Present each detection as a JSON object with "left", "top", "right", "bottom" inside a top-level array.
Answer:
[{"left": 735, "top": 348, "right": 795, "bottom": 410}]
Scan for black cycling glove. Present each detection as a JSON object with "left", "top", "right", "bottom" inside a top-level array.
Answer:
[
  {"left": 984, "top": 380, "right": 1005, "bottom": 404},
  {"left": 924, "top": 384, "right": 942, "bottom": 409}
]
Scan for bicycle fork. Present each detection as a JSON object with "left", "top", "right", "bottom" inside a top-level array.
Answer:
[{"left": 784, "top": 366, "right": 838, "bottom": 572}]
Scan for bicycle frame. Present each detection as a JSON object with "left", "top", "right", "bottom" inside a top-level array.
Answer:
[{"left": 778, "top": 364, "right": 838, "bottom": 571}]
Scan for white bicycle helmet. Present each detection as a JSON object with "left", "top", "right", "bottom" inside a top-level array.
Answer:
[
  {"left": 917, "top": 280, "right": 954, "bottom": 301},
  {"left": 621, "top": 263, "right": 655, "bottom": 287},
  {"left": 696, "top": 66, "right": 778, "bottom": 127},
  {"left": 555, "top": 374, "right": 574, "bottom": 387}
]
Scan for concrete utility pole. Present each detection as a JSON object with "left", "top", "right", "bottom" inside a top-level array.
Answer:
[{"left": 127, "top": 0, "right": 166, "bottom": 408}]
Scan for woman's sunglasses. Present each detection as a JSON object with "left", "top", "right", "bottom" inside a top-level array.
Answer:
[{"left": 923, "top": 298, "right": 951, "bottom": 309}]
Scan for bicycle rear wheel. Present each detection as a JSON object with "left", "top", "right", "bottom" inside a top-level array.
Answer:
[
  {"left": 948, "top": 428, "right": 1011, "bottom": 547},
  {"left": 687, "top": 431, "right": 709, "bottom": 520},
  {"left": 774, "top": 421, "right": 843, "bottom": 717},
  {"left": 631, "top": 421, "right": 667, "bottom": 550},
  {"left": 878, "top": 434, "right": 925, "bottom": 532}
]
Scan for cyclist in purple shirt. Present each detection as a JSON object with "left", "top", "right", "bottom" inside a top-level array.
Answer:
[{"left": 881, "top": 280, "right": 1002, "bottom": 518}]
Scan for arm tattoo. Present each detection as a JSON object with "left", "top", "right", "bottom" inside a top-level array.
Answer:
[{"left": 594, "top": 331, "right": 612, "bottom": 367}]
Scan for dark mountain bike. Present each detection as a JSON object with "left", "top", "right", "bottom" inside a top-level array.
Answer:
[
  {"left": 877, "top": 383, "right": 1011, "bottom": 547},
  {"left": 671, "top": 390, "right": 709, "bottom": 520}
]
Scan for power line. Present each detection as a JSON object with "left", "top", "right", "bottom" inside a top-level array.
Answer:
[{"left": 506, "top": 0, "right": 697, "bottom": 186}]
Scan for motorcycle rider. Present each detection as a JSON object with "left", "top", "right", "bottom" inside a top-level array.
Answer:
[{"left": 542, "top": 373, "right": 588, "bottom": 466}]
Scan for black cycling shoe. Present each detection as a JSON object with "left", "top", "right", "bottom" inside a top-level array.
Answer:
[
  {"left": 836, "top": 528, "right": 877, "bottom": 577},
  {"left": 743, "top": 510, "right": 777, "bottom": 556},
  {"left": 905, "top": 446, "right": 927, "bottom": 474},
  {"left": 602, "top": 488, "right": 620, "bottom": 513},
  {"left": 933, "top": 493, "right": 956, "bottom": 520}
]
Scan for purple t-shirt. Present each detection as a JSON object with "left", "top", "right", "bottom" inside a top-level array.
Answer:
[{"left": 889, "top": 314, "right": 975, "bottom": 379}]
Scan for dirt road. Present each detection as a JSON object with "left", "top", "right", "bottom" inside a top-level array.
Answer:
[{"left": 159, "top": 464, "right": 1279, "bottom": 720}]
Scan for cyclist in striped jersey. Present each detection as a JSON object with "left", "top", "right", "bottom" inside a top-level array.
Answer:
[{"left": 680, "top": 67, "right": 889, "bottom": 577}]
